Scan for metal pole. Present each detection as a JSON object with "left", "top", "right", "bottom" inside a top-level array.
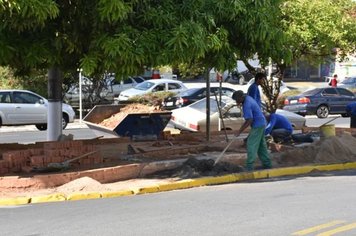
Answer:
[{"left": 78, "top": 68, "right": 83, "bottom": 123}]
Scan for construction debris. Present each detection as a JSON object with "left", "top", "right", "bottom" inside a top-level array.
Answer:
[{"left": 3, "top": 128, "right": 356, "bottom": 199}]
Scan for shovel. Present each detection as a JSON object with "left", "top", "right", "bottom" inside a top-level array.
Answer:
[
  {"left": 319, "top": 115, "right": 340, "bottom": 127},
  {"left": 32, "top": 151, "right": 98, "bottom": 173},
  {"left": 214, "top": 139, "right": 236, "bottom": 166}
]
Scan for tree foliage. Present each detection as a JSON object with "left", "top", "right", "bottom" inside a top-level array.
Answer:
[
  {"left": 1, "top": 0, "right": 355, "bottom": 114},
  {"left": 260, "top": 0, "right": 356, "bottom": 112}
]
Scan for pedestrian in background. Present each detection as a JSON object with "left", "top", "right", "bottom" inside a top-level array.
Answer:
[
  {"left": 329, "top": 74, "right": 338, "bottom": 87},
  {"left": 346, "top": 102, "right": 356, "bottom": 128},
  {"left": 247, "top": 72, "right": 267, "bottom": 108},
  {"left": 232, "top": 90, "right": 272, "bottom": 171}
]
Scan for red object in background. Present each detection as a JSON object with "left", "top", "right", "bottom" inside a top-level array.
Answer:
[
  {"left": 152, "top": 70, "right": 160, "bottom": 79},
  {"left": 330, "top": 77, "right": 338, "bottom": 87},
  {"left": 216, "top": 72, "right": 223, "bottom": 82}
]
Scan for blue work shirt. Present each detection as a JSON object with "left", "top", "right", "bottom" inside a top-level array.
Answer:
[
  {"left": 265, "top": 113, "right": 293, "bottom": 135},
  {"left": 346, "top": 102, "right": 356, "bottom": 116},
  {"left": 247, "top": 82, "right": 261, "bottom": 108},
  {"left": 242, "top": 95, "right": 266, "bottom": 128}
]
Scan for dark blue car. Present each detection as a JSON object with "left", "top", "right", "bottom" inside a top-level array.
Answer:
[
  {"left": 283, "top": 87, "right": 356, "bottom": 118},
  {"left": 162, "top": 87, "right": 236, "bottom": 110}
]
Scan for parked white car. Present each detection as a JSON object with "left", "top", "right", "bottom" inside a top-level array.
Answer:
[
  {"left": 105, "top": 76, "right": 145, "bottom": 97},
  {"left": 117, "top": 79, "right": 188, "bottom": 102},
  {"left": 170, "top": 95, "right": 306, "bottom": 132},
  {"left": 0, "top": 90, "right": 75, "bottom": 131}
]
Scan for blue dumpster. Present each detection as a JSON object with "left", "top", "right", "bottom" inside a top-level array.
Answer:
[{"left": 83, "top": 104, "right": 172, "bottom": 139}]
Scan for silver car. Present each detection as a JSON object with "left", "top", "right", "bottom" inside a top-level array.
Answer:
[
  {"left": 117, "top": 79, "right": 188, "bottom": 102},
  {"left": 170, "top": 96, "right": 306, "bottom": 132},
  {"left": 0, "top": 89, "right": 75, "bottom": 131}
]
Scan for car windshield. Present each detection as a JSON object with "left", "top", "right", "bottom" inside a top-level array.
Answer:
[
  {"left": 301, "top": 88, "right": 320, "bottom": 96},
  {"left": 179, "top": 88, "right": 201, "bottom": 96},
  {"left": 133, "top": 77, "right": 144, "bottom": 83},
  {"left": 135, "top": 81, "right": 155, "bottom": 90},
  {"left": 189, "top": 98, "right": 226, "bottom": 115}
]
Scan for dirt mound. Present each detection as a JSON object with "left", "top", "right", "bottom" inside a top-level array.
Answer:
[
  {"left": 99, "top": 103, "right": 162, "bottom": 129},
  {"left": 148, "top": 158, "right": 244, "bottom": 179},
  {"left": 278, "top": 133, "right": 356, "bottom": 166},
  {"left": 56, "top": 177, "right": 111, "bottom": 193}
]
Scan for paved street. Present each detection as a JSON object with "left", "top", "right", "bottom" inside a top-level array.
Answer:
[{"left": 1, "top": 170, "right": 356, "bottom": 236}]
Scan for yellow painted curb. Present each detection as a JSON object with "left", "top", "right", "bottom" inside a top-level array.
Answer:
[
  {"left": 268, "top": 166, "right": 314, "bottom": 177},
  {"left": 0, "top": 197, "right": 30, "bottom": 206},
  {"left": 3, "top": 161, "right": 356, "bottom": 205},
  {"left": 343, "top": 162, "right": 356, "bottom": 169},
  {"left": 101, "top": 190, "right": 134, "bottom": 198},
  {"left": 30, "top": 193, "right": 66, "bottom": 204},
  {"left": 158, "top": 181, "right": 191, "bottom": 191},
  {"left": 67, "top": 192, "right": 102, "bottom": 201},
  {"left": 137, "top": 185, "right": 160, "bottom": 195}
]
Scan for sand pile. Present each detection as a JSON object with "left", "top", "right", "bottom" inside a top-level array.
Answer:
[
  {"left": 278, "top": 133, "right": 356, "bottom": 166},
  {"left": 99, "top": 103, "right": 162, "bottom": 129},
  {"left": 56, "top": 177, "right": 111, "bottom": 193}
]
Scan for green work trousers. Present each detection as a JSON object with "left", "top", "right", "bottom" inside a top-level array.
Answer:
[{"left": 246, "top": 127, "right": 271, "bottom": 171}]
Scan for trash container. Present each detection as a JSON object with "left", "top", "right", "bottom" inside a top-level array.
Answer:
[{"left": 83, "top": 104, "right": 172, "bottom": 140}]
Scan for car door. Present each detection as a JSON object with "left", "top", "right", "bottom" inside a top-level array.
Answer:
[
  {"left": 0, "top": 91, "right": 14, "bottom": 124},
  {"left": 221, "top": 104, "right": 245, "bottom": 130},
  {"left": 321, "top": 88, "right": 343, "bottom": 113},
  {"left": 151, "top": 83, "right": 166, "bottom": 92},
  {"left": 337, "top": 88, "right": 356, "bottom": 109},
  {"left": 11, "top": 91, "right": 47, "bottom": 124},
  {"left": 167, "top": 82, "right": 185, "bottom": 93}
]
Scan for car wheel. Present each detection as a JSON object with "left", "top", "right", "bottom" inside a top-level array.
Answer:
[
  {"left": 36, "top": 124, "right": 47, "bottom": 131},
  {"left": 62, "top": 114, "right": 69, "bottom": 130},
  {"left": 316, "top": 105, "right": 329, "bottom": 118}
]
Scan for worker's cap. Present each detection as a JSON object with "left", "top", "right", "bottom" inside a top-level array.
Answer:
[{"left": 232, "top": 90, "right": 244, "bottom": 101}]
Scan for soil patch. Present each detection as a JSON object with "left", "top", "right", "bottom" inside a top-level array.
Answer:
[
  {"left": 277, "top": 133, "right": 356, "bottom": 166},
  {"left": 99, "top": 103, "right": 162, "bottom": 129},
  {"left": 147, "top": 157, "right": 244, "bottom": 178}
]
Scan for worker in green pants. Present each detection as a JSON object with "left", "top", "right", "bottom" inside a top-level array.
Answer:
[{"left": 232, "top": 90, "right": 271, "bottom": 171}]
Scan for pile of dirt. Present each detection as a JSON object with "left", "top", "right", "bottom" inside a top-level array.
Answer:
[
  {"left": 278, "top": 133, "right": 356, "bottom": 166},
  {"left": 148, "top": 157, "right": 244, "bottom": 179},
  {"left": 99, "top": 103, "right": 162, "bottom": 129},
  {"left": 56, "top": 177, "right": 111, "bottom": 193}
]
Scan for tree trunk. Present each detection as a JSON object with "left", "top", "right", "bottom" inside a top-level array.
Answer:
[{"left": 47, "top": 67, "right": 63, "bottom": 141}]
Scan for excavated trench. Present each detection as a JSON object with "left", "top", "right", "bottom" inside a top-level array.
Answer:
[{"left": 147, "top": 157, "right": 245, "bottom": 179}]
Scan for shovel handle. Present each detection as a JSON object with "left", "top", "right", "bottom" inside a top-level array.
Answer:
[
  {"left": 320, "top": 116, "right": 340, "bottom": 127},
  {"left": 214, "top": 139, "right": 235, "bottom": 165}
]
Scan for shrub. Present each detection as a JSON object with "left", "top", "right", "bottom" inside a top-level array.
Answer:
[
  {"left": 128, "top": 91, "right": 177, "bottom": 106},
  {"left": 276, "top": 89, "right": 302, "bottom": 109}
]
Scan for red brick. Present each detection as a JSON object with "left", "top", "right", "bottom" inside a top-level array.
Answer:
[
  {"left": 0, "top": 160, "right": 9, "bottom": 169},
  {"left": 30, "top": 155, "right": 45, "bottom": 166},
  {"left": 21, "top": 166, "right": 33, "bottom": 173},
  {"left": 0, "top": 168, "right": 9, "bottom": 175},
  {"left": 44, "top": 149, "right": 60, "bottom": 157},
  {"left": 30, "top": 148, "right": 43, "bottom": 156}
]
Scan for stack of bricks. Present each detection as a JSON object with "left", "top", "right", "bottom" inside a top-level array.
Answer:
[{"left": 0, "top": 140, "right": 103, "bottom": 175}]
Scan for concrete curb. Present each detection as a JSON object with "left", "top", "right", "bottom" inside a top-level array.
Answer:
[{"left": 2, "top": 162, "right": 356, "bottom": 206}]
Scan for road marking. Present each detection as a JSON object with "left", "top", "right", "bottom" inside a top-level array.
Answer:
[
  {"left": 292, "top": 221, "right": 345, "bottom": 235},
  {"left": 316, "top": 222, "right": 356, "bottom": 236}
]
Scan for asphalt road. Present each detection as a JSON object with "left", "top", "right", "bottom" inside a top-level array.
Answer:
[{"left": 1, "top": 170, "right": 356, "bottom": 236}]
